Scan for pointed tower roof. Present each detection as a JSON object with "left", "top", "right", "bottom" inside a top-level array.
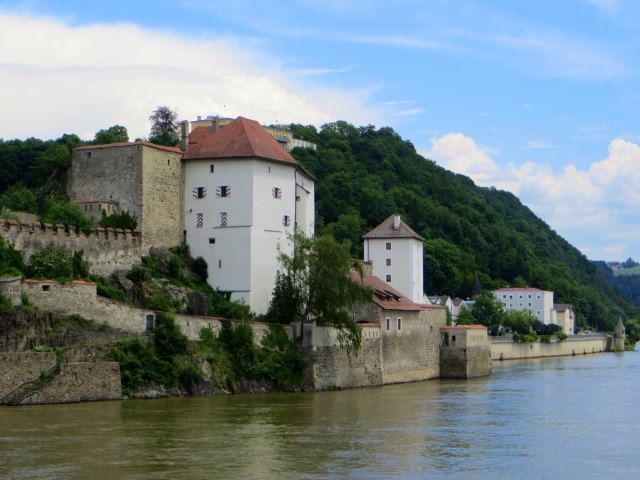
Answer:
[
  {"left": 362, "top": 214, "right": 424, "bottom": 241},
  {"left": 470, "top": 273, "right": 482, "bottom": 298},
  {"left": 182, "top": 116, "right": 297, "bottom": 166}
]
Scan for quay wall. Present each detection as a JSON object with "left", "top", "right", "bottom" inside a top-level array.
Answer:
[
  {"left": 491, "top": 335, "right": 607, "bottom": 361},
  {"left": 0, "top": 352, "right": 56, "bottom": 400}
]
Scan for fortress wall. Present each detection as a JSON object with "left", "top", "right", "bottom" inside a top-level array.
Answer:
[
  {"left": 0, "top": 219, "right": 142, "bottom": 276},
  {"left": 380, "top": 308, "right": 445, "bottom": 384},
  {"left": 491, "top": 335, "right": 608, "bottom": 361},
  {"left": 303, "top": 324, "right": 383, "bottom": 390}
]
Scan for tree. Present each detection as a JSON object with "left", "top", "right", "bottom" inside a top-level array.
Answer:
[
  {"left": 267, "top": 230, "right": 372, "bottom": 352},
  {"left": 456, "top": 307, "right": 476, "bottom": 325},
  {"left": 472, "top": 290, "right": 507, "bottom": 335},
  {"left": 94, "top": 125, "right": 129, "bottom": 145},
  {"left": 149, "top": 106, "right": 179, "bottom": 146}
]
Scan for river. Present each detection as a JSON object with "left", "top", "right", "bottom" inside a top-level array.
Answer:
[{"left": 1, "top": 351, "right": 639, "bottom": 479}]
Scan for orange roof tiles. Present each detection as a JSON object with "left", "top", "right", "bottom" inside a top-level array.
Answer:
[
  {"left": 352, "top": 272, "right": 423, "bottom": 311},
  {"left": 183, "top": 116, "right": 297, "bottom": 166}
]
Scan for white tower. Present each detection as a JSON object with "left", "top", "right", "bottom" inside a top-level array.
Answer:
[
  {"left": 363, "top": 214, "right": 424, "bottom": 303},
  {"left": 182, "top": 117, "right": 314, "bottom": 315}
]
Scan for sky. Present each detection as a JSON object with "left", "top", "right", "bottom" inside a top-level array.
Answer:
[{"left": 1, "top": 0, "right": 639, "bottom": 262}]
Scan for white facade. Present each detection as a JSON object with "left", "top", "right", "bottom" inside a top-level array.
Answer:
[
  {"left": 184, "top": 158, "right": 314, "bottom": 315},
  {"left": 363, "top": 216, "right": 424, "bottom": 303},
  {"left": 494, "top": 287, "right": 555, "bottom": 324}
]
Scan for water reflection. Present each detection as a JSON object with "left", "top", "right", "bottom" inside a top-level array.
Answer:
[{"left": 1, "top": 352, "right": 639, "bottom": 479}]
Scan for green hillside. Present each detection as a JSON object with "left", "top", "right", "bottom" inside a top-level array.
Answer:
[
  {"left": 1, "top": 122, "right": 638, "bottom": 333},
  {"left": 289, "top": 121, "right": 638, "bottom": 332}
]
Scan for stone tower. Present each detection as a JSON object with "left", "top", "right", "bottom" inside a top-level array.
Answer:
[
  {"left": 613, "top": 317, "right": 625, "bottom": 351},
  {"left": 362, "top": 214, "right": 424, "bottom": 303}
]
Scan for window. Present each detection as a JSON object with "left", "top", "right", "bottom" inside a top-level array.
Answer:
[
  {"left": 193, "top": 186, "right": 206, "bottom": 199},
  {"left": 519, "top": 294, "right": 523, "bottom": 299},
  {"left": 283, "top": 215, "right": 291, "bottom": 227},
  {"left": 208, "top": 238, "right": 215, "bottom": 244},
  {"left": 519, "top": 303, "right": 523, "bottom": 307},
  {"left": 528, "top": 303, "right": 532, "bottom": 307},
  {"left": 397, "top": 318, "right": 402, "bottom": 331},
  {"left": 220, "top": 212, "right": 228, "bottom": 226},
  {"left": 386, "top": 318, "right": 390, "bottom": 331},
  {"left": 536, "top": 294, "right": 541, "bottom": 299},
  {"left": 386, "top": 258, "right": 391, "bottom": 266},
  {"left": 385, "top": 242, "right": 391, "bottom": 250},
  {"left": 218, "top": 260, "right": 222, "bottom": 268},
  {"left": 42, "top": 284, "right": 50, "bottom": 292},
  {"left": 217, "top": 185, "right": 230, "bottom": 197},
  {"left": 502, "top": 294, "right": 507, "bottom": 299},
  {"left": 509, "top": 295, "right": 513, "bottom": 299},
  {"left": 537, "top": 310, "right": 541, "bottom": 316},
  {"left": 528, "top": 294, "right": 532, "bottom": 299},
  {"left": 386, "top": 274, "right": 391, "bottom": 282},
  {"left": 146, "top": 314, "right": 154, "bottom": 332},
  {"left": 210, "top": 164, "right": 214, "bottom": 173},
  {"left": 196, "top": 213, "right": 204, "bottom": 228},
  {"left": 272, "top": 187, "right": 282, "bottom": 199}
]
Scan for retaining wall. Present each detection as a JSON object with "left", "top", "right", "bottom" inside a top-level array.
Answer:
[
  {"left": 19, "top": 362, "right": 122, "bottom": 404},
  {"left": 0, "top": 352, "right": 56, "bottom": 400},
  {"left": 491, "top": 335, "right": 607, "bottom": 361}
]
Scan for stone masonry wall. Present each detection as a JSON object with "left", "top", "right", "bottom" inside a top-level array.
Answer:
[
  {"left": 304, "top": 330, "right": 383, "bottom": 390},
  {"left": 24, "top": 279, "right": 291, "bottom": 343},
  {"left": 491, "top": 335, "right": 607, "bottom": 361},
  {"left": 0, "top": 219, "right": 142, "bottom": 276},
  {"left": 20, "top": 362, "right": 122, "bottom": 404},
  {"left": 0, "top": 352, "right": 56, "bottom": 400},
  {"left": 440, "top": 346, "right": 491, "bottom": 379},
  {"left": 381, "top": 307, "right": 445, "bottom": 384},
  {"left": 140, "top": 146, "right": 184, "bottom": 250}
]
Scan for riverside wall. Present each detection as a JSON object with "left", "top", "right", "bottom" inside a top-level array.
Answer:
[
  {"left": 0, "top": 352, "right": 56, "bottom": 400},
  {"left": 491, "top": 335, "right": 607, "bottom": 361},
  {"left": 0, "top": 219, "right": 143, "bottom": 276},
  {"left": 18, "top": 362, "right": 122, "bottom": 405}
]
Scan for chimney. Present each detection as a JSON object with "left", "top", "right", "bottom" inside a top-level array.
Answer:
[
  {"left": 180, "top": 120, "right": 190, "bottom": 151},
  {"left": 212, "top": 116, "right": 220, "bottom": 132},
  {"left": 393, "top": 214, "right": 401, "bottom": 230}
]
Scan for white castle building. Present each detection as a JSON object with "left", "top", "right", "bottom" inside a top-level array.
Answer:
[
  {"left": 182, "top": 117, "right": 315, "bottom": 314},
  {"left": 362, "top": 214, "right": 424, "bottom": 303}
]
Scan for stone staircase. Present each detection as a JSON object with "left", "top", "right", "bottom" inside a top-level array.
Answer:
[{"left": 0, "top": 365, "right": 58, "bottom": 405}]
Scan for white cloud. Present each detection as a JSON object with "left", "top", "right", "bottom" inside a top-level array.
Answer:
[
  {"left": 393, "top": 108, "right": 426, "bottom": 117},
  {"left": 583, "top": 0, "right": 619, "bottom": 12},
  {"left": 425, "top": 134, "right": 640, "bottom": 261},
  {"left": 0, "top": 12, "right": 382, "bottom": 140}
]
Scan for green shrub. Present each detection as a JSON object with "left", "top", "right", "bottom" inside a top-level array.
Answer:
[
  {"left": 27, "top": 245, "right": 74, "bottom": 279},
  {"left": 154, "top": 312, "right": 188, "bottom": 358},
  {"left": 92, "top": 275, "right": 126, "bottom": 302},
  {"left": 254, "top": 324, "right": 305, "bottom": 386},
  {"left": 98, "top": 210, "right": 137, "bottom": 230},
  {"left": 555, "top": 331, "right": 568, "bottom": 342},
  {"left": 219, "top": 320, "right": 257, "bottom": 379}
]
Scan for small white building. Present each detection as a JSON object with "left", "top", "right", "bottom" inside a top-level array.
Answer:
[
  {"left": 554, "top": 303, "right": 575, "bottom": 335},
  {"left": 182, "top": 117, "right": 314, "bottom": 315},
  {"left": 494, "top": 287, "right": 555, "bottom": 324},
  {"left": 363, "top": 214, "right": 424, "bottom": 304}
]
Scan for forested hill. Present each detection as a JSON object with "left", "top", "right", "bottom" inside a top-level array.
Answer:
[{"left": 289, "top": 121, "right": 637, "bottom": 331}]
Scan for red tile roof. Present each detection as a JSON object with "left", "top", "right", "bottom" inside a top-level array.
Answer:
[
  {"left": 74, "top": 141, "right": 182, "bottom": 154},
  {"left": 182, "top": 116, "right": 297, "bottom": 166},
  {"left": 351, "top": 272, "right": 423, "bottom": 311}
]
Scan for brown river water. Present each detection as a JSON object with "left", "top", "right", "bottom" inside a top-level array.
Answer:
[{"left": 1, "top": 351, "right": 639, "bottom": 479}]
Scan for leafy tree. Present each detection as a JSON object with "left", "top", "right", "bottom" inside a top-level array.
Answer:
[
  {"left": 472, "top": 291, "right": 506, "bottom": 335},
  {"left": 94, "top": 125, "right": 129, "bottom": 144},
  {"left": 456, "top": 307, "right": 476, "bottom": 325},
  {"left": 268, "top": 230, "right": 372, "bottom": 352},
  {"left": 27, "top": 246, "right": 74, "bottom": 279},
  {"left": 98, "top": 210, "right": 137, "bottom": 230},
  {"left": 0, "top": 236, "right": 25, "bottom": 276},
  {"left": 149, "top": 106, "right": 179, "bottom": 146},
  {"left": 41, "top": 200, "right": 93, "bottom": 231},
  {"left": 154, "top": 312, "right": 188, "bottom": 358},
  {"left": 0, "top": 183, "right": 37, "bottom": 212},
  {"left": 504, "top": 309, "right": 538, "bottom": 334}
]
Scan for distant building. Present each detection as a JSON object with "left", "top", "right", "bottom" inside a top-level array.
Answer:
[
  {"left": 190, "top": 116, "right": 317, "bottom": 152},
  {"left": 554, "top": 303, "right": 575, "bottom": 335},
  {"left": 494, "top": 287, "right": 555, "bottom": 324},
  {"left": 363, "top": 214, "right": 424, "bottom": 303}
]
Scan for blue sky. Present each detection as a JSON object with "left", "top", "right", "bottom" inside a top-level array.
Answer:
[{"left": 1, "top": 0, "right": 639, "bottom": 262}]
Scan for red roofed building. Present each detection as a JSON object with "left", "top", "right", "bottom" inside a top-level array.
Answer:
[
  {"left": 350, "top": 272, "right": 446, "bottom": 384},
  {"left": 183, "top": 117, "right": 315, "bottom": 315}
]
